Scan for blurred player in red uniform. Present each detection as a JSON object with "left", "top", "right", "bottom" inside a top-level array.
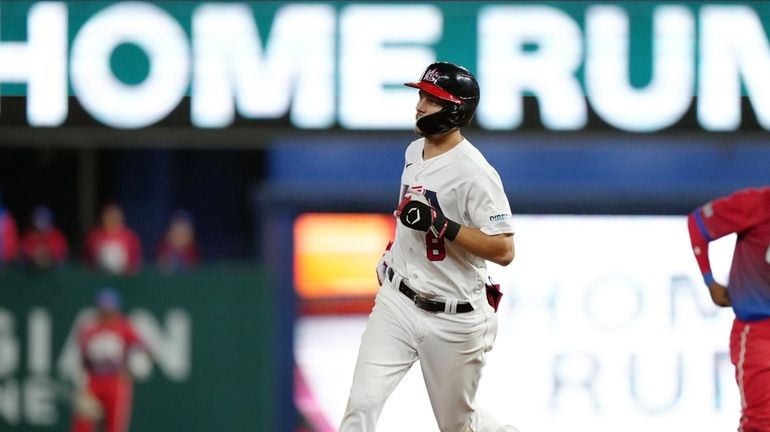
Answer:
[
  {"left": 21, "top": 205, "right": 69, "bottom": 270},
  {"left": 85, "top": 203, "right": 142, "bottom": 275},
  {"left": 72, "top": 288, "right": 146, "bottom": 432},
  {"left": 155, "top": 210, "right": 200, "bottom": 273},
  {"left": 688, "top": 186, "right": 770, "bottom": 432},
  {"left": 0, "top": 192, "right": 19, "bottom": 267}
]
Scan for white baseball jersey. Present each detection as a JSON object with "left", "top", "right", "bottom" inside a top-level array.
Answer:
[{"left": 386, "top": 137, "right": 515, "bottom": 304}]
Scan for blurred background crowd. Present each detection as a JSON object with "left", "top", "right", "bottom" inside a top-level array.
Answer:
[{"left": 0, "top": 194, "right": 200, "bottom": 274}]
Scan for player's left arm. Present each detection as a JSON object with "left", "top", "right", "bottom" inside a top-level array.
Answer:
[
  {"left": 453, "top": 228, "right": 514, "bottom": 266},
  {"left": 457, "top": 168, "right": 516, "bottom": 266},
  {"left": 123, "top": 319, "right": 150, "bottom": 353}
]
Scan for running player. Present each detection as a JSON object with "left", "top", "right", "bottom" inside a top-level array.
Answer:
[
  {"left": 339, "top": 62, "right": 519, "bottom": 432},
  {"left": 687, "top": 186, "right": 770, "bottom": 432},
  {"left": 72, "top": 288, "right": 146, "bottom": 432}
]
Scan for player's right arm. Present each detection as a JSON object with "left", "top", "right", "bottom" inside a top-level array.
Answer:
[{"left": 687, "top": 214, "right": 731, "bottom": 307}]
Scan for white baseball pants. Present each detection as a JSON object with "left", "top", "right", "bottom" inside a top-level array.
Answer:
[{"left": 339, "top": 277, "right": 516, "bottom": 432}]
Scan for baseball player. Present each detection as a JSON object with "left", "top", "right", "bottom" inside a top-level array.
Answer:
[
  {"left": 72, "top": 288, "right": 146, "bottom": 432},
  {"left": 0, "top": 193, "right": 19, "bottom": 267},
  {"left": 339, "top": 62, "right": 518, "bottom": 432},
  {"left": 84, "top": 203, "right": 142, "bottom": 275},
  {"left": 687, "top": 186, "right": 770, "bottom": 432}
]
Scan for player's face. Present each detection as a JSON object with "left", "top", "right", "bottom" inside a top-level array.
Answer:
[
  {"left": 416, "top": 90, "right": 444, "bottom": 118},
  {"left": 415, "top": 90, "right": 446, "bottom": 135},
  {"left": 102, "top": 205, "right": 124, "bottom": 230}
]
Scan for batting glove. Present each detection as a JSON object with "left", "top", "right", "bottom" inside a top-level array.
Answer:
[
  {"left": 394, "top": 188, "right": 429, "bottom": 218},
  {"left": 398, "top": 199, "right": 461, "bottom": 241}
]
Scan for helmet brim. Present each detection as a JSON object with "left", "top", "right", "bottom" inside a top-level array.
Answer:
[{"left": 404, "top": 81, "right": 463, "bottom": 104}]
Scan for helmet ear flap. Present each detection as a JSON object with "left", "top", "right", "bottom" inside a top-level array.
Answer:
[
  {"left": 416, "top": 103, "right": 473, "bottom": 136},
  {"left": 416, "top": 105, "right": 454, "bottom": 136},
  {"left": 446, "top": 104, "right": 464, "bottom": 127}
]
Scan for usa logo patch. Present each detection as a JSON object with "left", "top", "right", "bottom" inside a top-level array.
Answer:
[{"left": 422, "top": 68, "right": 441, "bottom": 83}]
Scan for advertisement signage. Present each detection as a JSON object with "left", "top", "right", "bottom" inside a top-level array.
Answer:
[
  {"left": 0, "top": 265, "right": 277, "bottom": 431},
  {"left": 2, "top": 1, "right": 770, "bottom": 132}
]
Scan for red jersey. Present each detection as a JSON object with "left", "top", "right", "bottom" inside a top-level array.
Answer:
[
  {"left": 155, "top": 241, "right": 200, "bottom": 271},
  {"left": 85, "top": 227, "right": 142, "bottom": 275},
  {"left": 21, "top": 228, "right": 69, "bottom": 265},
  {"left": 688, "top": 186, "right": 770, "bottom": 321},
  {"left": 79, "top": 315, "right": 143, "bottom": 376},
  {"left": 0, "top": 209, "right": 19, "bottom": 262}
]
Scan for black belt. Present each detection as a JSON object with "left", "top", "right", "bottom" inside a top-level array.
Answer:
[{"left": 387, "top": 267, "right": 474, "bottom": 314}]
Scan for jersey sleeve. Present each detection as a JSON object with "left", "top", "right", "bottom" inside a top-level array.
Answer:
[
  {"left": 465, "top": 169, "right": 515, "bottom": 236},
  {"left": 698, "top": 187, "right": 770, "bottom": 240},
  {"left": 121, "top": 319, "right": 144, "bottom": 347},
  {"left": 687, "top": 211, "right": 713, "bottom": 284}
]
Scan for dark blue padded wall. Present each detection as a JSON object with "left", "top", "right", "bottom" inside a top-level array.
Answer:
[{"left": 265, "top": 133, "right": 770, "bottom": 214}]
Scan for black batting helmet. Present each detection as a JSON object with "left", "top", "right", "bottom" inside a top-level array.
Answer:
[{"left": 404, "top": 62, "right": 480, "bottom": 135}]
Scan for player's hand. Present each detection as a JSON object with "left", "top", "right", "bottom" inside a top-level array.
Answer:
[
  {"left": 398, "top": 198, "right": 461, "bottom": 241},
  {"left": 394, "top": 190, "right": 430, "bottom": 218},
  {"left": 128, "top": 348, "right": 152, "bottom": 379},
  {"left": 375, "top": 241, "right": 393, "bottom": 286},
  {"left": 707, "top": 282, "right": 731, "bottom": 307}
]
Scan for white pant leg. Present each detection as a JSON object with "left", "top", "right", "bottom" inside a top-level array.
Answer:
[
  {"left": 339, "top": 283, "right": 420, "bottom": 432},
  {"left": 473, "top": 408, "right": 519, "bottom": 432},
  {"left": 418, "top": 304, "right": 513, "bottom": 432}
]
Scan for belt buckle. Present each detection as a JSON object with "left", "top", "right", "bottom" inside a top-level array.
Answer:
[{"left": 414, "top": 295, "right": 430, "bottom": 311}]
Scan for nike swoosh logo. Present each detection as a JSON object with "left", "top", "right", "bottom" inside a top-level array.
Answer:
[{"left": 405, "top": 163, "right": 413, "bottom": 168}]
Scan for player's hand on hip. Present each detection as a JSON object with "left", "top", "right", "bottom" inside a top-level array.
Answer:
[{"left": 707, "top": 281, "right": 732, "bottom": 307}]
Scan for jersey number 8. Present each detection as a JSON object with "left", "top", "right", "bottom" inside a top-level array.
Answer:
[
  {"left": 423, "top": 189, "right": 447, "bottom": 261},
  {"left": 427, "top": 233, "right": 446, "bottom": 261}
]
